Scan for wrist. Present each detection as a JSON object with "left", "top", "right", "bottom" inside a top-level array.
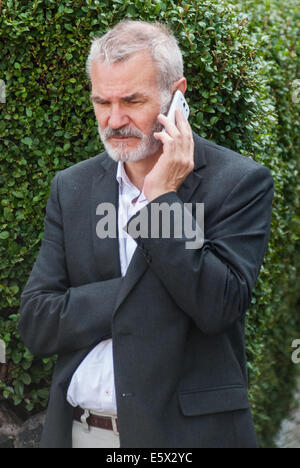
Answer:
[{"left": 145, "top": 188, "right": 177, "bottom": 202}]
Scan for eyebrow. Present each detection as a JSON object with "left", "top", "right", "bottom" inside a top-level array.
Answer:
[{"left": 90, "top": 92, "right": 148, "bottom": 103}]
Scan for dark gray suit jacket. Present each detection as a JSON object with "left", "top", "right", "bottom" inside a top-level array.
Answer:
[{"left": 18, "top": 132, "right": 274, "bottom": 448}]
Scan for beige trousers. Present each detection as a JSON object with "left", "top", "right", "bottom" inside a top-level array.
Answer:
[{"left": 72, "top": 410, "right": 120, "bottom": 449}]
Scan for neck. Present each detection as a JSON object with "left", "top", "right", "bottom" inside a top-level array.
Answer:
[{"left": 123, "top": 149, "right": 162, "bottom": 192}]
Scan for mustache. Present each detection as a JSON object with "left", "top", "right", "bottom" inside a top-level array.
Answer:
[{"left": 101, "top": 126, "right": 144, "bottom": 140}]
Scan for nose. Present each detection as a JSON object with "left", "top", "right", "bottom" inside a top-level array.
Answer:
[{"left": 108, "top": 104, "right": 130, "bottom": 129}]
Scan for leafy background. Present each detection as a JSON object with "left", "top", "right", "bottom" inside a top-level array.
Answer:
[{"left": 0, "top": 0, "right": 299, "bottom": 447}]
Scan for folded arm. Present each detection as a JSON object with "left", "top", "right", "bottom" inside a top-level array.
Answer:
[{"left": 126, "top": 165, "right": 274, "bottom": 335}]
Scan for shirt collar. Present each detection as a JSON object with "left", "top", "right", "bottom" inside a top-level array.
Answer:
[
  {"left": 116, "top": 161, "right": 134, "bottom": 189},
  {"left": 116, "top": 161, "right": 148, "bottom": 203}
]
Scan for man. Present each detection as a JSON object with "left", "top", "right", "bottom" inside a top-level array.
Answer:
[{"left": 18, "top": 20, "right": 274, "bottom": 448}]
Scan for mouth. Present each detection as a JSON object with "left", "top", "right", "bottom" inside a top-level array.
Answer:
[{"left": 110, "top": 136, "right": 138, "bottom": 142}]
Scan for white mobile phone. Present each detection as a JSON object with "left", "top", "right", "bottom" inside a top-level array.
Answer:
[{"left": 162, "top": 90, "right": 190, "bottom": 132}]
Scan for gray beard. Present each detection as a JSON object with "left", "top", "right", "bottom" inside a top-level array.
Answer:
[
  {"left": 98, "top": 94, "right": 171, "bottom": 163},
  {"left": 98, "top": 119, "right": 163, "bottom": 163}
]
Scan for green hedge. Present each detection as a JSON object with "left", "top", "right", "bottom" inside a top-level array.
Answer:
[{"left": 0, "top": 0, "right": 299, "bottom": 447}]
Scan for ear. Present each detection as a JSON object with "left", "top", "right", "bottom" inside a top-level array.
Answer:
[{"left": 171, "top": 77, "right": 187, "bottom": 95}]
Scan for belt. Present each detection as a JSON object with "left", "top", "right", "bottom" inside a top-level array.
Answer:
[{"left": 73, "top": 407, "right": 119, "bottom": 435}]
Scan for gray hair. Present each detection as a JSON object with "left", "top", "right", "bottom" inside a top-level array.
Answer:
[{"left": 86, "top": 20, "right": 184, "bottom": 92}]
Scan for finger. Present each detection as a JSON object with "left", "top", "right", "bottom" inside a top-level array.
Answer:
[
  {"left": 175, "top": 109, "right": 192, "bottom": 136},
  {"left": 153, "top": 130, "right": 174, "bottom": 146},
  {"left": 157, "top": 113, "right": 180, "bottom": 138},
  {"left": 174, "top": 109, "right": 194, "bottom": 157}
]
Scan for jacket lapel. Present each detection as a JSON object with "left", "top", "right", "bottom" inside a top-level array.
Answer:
[
  {"left": 91, "top": 153, "right": 122, "bottom": 280},
  {"left": 113, "top": 245, "right": 149, "bottom": 314}
]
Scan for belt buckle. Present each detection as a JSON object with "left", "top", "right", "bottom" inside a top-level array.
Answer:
[
  {"left": 111, "top": 416, "right": 119, "bottom": 436},
  {"left": 80, "top": 408, "right": 91, "bottom": 433}
]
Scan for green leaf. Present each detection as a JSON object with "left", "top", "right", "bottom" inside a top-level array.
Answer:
[
  {"left": 26, "top": 403, "right": 34, "bottom": 412},
  {"left": 21, "top": 137, "right": 33, "bottom": 147},
  {"left": 37, "top": 389, "right": 49, "bottom": 399},
  {"left": 0, "top": 231, "right": 9, "bottom": 240},
  {"left": 12, "top": 350, "right": 22, "bottom": 364},
  {"left": 21, "top": 374, "right": 32, "bottom": 386},
  {"left": 10, "top": 285, "right": 19, "bottom": 295}
]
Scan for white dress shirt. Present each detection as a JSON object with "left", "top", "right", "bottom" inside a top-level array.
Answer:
[{"left": 67, "top": 161, "right": 149, "bottom": 414}]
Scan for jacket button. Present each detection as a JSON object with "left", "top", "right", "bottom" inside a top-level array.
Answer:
[{"left": 121, "top": 393, "right": 134, "bottom": 398}]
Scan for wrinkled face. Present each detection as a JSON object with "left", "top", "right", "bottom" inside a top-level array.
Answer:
[{"left": 90, "top": 51, "right": 170, "bottom": 162}]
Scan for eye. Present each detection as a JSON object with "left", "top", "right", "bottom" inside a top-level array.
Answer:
[{"left": 92, "top": 98, "right": 110, "bottom": 106}]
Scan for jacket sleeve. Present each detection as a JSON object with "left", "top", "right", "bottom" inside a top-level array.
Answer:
[
  {"left": 18, "top": 172, "right": 122, "bottom": 358},
  {"left": 126, "top": 165, "right": 274, "bottom": 336}
]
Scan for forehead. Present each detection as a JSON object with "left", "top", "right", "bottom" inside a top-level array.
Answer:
[{"left": 90, "top": 51, "right": 160, "bottom": 99}]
